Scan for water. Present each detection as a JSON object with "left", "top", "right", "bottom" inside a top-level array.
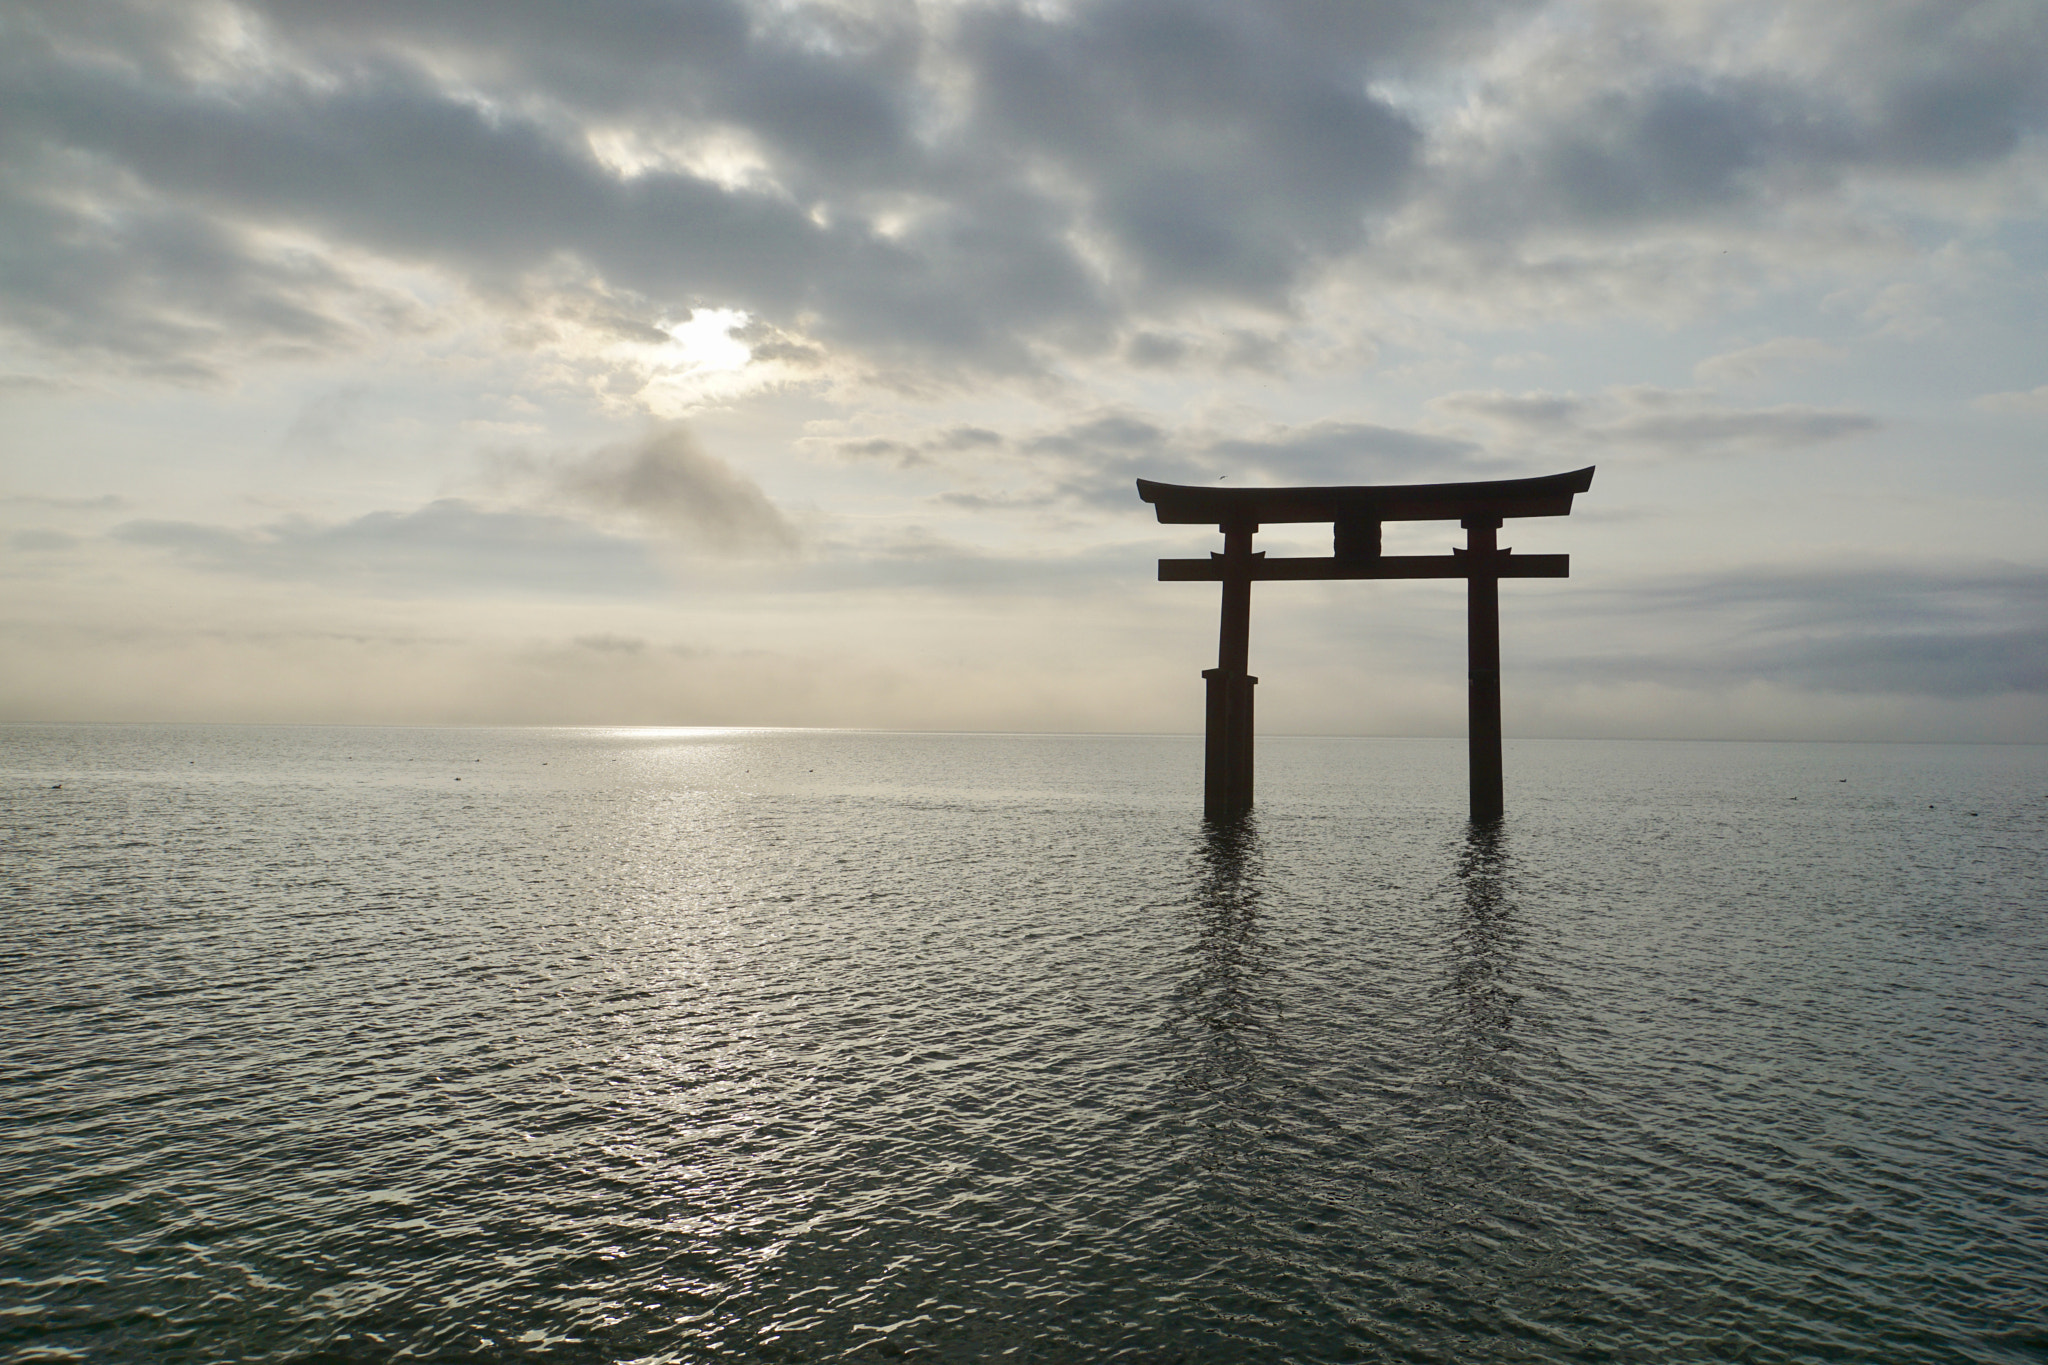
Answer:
[{"left": 4, "top": 725, "right": 2045, "bottom": 1363}]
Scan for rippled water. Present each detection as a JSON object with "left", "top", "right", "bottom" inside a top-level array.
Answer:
[{"left": 4, "top": 725, "right": 2045, "bottom": 1363}]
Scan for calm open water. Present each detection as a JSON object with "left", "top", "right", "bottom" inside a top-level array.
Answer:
[{"left": 3, "top": 725, "right": 2045, "bottom": 1363}]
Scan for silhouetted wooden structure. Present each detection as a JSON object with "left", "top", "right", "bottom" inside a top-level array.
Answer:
[{"left": 1138, "top": 467, "right": 1595, "bottom": 822}]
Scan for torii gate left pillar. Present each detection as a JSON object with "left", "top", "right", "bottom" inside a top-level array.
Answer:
[
  {"left": 1139, "top": 467, "right": 1594, "bottom": 824},
  {"left": 1203, "top": 520, "right": 1257, "bottom": 817}
]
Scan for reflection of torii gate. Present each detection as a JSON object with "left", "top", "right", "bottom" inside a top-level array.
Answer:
[{"left": 1138, "top": 467, "right": 1595, "bottom": 823}]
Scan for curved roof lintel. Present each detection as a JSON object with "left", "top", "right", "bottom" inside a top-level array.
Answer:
[{"left": 1137, "top": 466, "right": 1595, "bottom": 525}]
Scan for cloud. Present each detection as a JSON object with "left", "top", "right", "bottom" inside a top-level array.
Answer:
[
  {"left": 9, "top": 528, "right": 78, "bottom": 551},
  {"left": 0, "top": 141, "right": 432, "bottom": 381},
  {"left": 1693, "top": 337, "right": 1845, "bottom": 386},
  {"left": 827, "top": 425, "right": 1005, "bottom": 469},
  {"left": 0, "top": 0, "right": 1520, "bottom": 387},
  {"left": 112, "top": 500, "right": 668, "bottom": 596},
  {"left": 1436, "top": 386, "right": 1878, "bottom": 458},
  {"left": 1125, "top": 331, "right": 1192, "bottom": 369},
  {"left": 1602, "top": 404, "right": 1877, "bottom": 453},
  {"left": 1488, "top": 6, "right": 2048, "bottom": 222},
  {"left": 1972, "top": 384, "right": 2048, "bottom": 415},
  {"left": 841, "top": 408, "right": 1495, "bottom": 514},
  {"left": 1114, "top": 325, "right": 1302, "bottom": 373},
  {"left": 0, "top": 372, "right": 84, "bottom": 394},
  {"left": 4, "top": 0, "right": 2043, "bottom": 388},
  {"left": 786, "top": 527, "right": 1162, "bottom": 596},
  {"left": 1207, "top": 422, "right": 1483, "bottom": 483},
  {"left": 3, "top": 494, "right": 128, "bottom": 511},
  {"left": 958, "top": 0, "right": 1425, "bottom": 305},
  {"left": 282, "top": 385, "right": 372, "bottom": 452},
  {"left": 1543, "top": 562, "right": 2048, "bottom": 699},
  {"left": 1746, "top": 628, "right": 2048, "bottom": 698},
  {"left": 1367, "top": 1, "right": 2048, "bottom": 321},
  {"left": 571, "top": 632, "right": 648, "bottom": 654},
  {"left": 1025, "top": 413, "right": 1170, "bottom": 458},
  {"left": 549, "top": 426, "right": 799, "bottom": 554}
]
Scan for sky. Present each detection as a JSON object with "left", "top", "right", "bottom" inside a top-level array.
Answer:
[{"left": 3, "top": 0, "right": 2045, "bottom": 740}]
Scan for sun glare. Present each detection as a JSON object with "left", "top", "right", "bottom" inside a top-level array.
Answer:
[{"left": 662, "top": 309, "right": 753, "bottom": 374}]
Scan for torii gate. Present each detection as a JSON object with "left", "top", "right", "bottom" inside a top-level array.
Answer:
[{"left": 1138, "top": 467, "right": 1594, "bottom": 823}]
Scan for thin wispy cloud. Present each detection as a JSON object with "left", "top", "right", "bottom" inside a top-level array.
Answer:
[
  {"left": 1435, "top": 387, "right": 1880, "bottom": 459},
  {"left": 1539, "top": 563, "right": 2048, "bottom": 699},
  {"left": 112, "top": 502, "right": 669, "bottom": 597}
]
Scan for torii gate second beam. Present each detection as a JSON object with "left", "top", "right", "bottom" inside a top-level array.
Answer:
[{"left": 1138, "top": 467, "right": 1595, "bottom": 823}]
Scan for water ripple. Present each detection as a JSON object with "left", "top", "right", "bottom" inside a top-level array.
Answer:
[{"left": 3, "top": 727, "right": 2045, "bottom": 1362}]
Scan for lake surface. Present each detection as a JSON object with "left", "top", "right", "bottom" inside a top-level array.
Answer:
[{"left": 4, "top": 725, "right": 2045, "bottom": 1363}]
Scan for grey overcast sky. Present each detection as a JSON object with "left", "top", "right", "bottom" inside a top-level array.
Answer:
[{"left": 3, "top": 0, "right": 2045, "bottom": 739}]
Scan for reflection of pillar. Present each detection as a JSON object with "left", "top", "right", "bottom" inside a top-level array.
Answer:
[
  {"left": 1464, "top": 517, "right": 1503, "bottom": 823},
  {"left": 1205, "top": 521, "right": 1257, "bottom": 820}
]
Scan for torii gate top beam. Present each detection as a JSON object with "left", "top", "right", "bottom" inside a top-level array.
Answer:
[{"left": 1136, "top": 466, "right": 1595, "bottom": 527}]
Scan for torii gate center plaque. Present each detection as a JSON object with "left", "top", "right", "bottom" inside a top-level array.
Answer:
[{"left": 1137, "top": 466, "right": 1595, "bottom": 823}]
